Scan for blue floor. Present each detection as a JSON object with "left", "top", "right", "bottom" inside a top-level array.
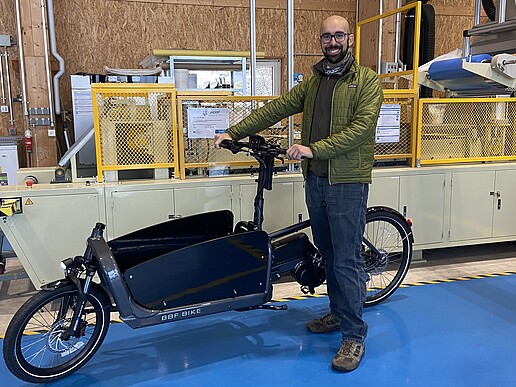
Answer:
[{"left": 2, "top": 275, "right": 516, "bottom": 386}]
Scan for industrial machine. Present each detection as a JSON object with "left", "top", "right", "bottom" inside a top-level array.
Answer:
[{"left": 419, "top": 0, "right": 516, "bottom": 96}]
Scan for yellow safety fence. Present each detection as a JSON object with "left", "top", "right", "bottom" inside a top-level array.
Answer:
[
  {"left": 91, "top": 83, "right": 179, "bottom": 183},
  {"left": 91, "top": 84, "right": 420, "bottom": 181},
  {"left": 356, "top": 2, "right": 422, "bottom": 167},
  {"left": 175, "top": 93, "right": 301, "bottom": 179},
  {"left": 417, "top": 98, "right": 516, "bottom": 165}
]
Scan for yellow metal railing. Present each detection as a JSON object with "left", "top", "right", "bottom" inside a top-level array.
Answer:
[
  {"left": 177, "top": 93, "right": 410, "bottom": 178},
  {"left": 91, "top": 86, "right": 419, "bottom": 181},
  {"left": 356, "top": 2, "right": 422, "bottom": 166},
  {"left": 91, "top": 83, "right": 178, "bottom": 182},
  {"left": 417, "top": 98, "right": 516, "bottom": 165}
]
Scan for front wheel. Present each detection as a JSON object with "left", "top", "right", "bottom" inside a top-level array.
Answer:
[
  {"left": 363, "top": 209, "right": 413, "bottom": 306},
  {"left": 3, "top": 284, "right": 111, "bottom": 383}
]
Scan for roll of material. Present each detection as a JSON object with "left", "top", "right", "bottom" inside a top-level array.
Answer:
[
  {"left": 153, "top": 49, "right": 266, "bottom": 58},
  {"left": 174, "top": 69, "right": 189, "bottom": 89},
  {"left": 188, "top": 73, "right": 197, "bottom": 89},
  {"left": 428, "top": 54, "right": 493, "bottom": 91}
]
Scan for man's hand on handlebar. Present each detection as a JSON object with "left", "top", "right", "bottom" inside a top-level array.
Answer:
[
  {"left": 214, "top": 133, "right": 232, "bottom": 148},
  {"left": 286, "top": 144, "right": 313, "bottom": 160}
]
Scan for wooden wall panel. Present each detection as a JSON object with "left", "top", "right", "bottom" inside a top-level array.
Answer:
[
  {"left": 0, "top": 0, "right": 24, "bottom": 137},
  {"left": 53, "top": 0, "right": 355, "bottom": 112}
]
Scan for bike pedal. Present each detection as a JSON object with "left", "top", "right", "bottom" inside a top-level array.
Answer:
[{"left": 300, "top": 285, "right": 316, "bottom": 295}]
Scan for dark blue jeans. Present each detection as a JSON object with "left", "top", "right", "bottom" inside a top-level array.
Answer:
[{"left": 305, "top": 171, "right": 369, "bottom": 343}]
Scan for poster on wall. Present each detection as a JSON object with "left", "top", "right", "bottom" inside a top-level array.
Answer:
[
  {"left": 375, "top": 104, "right": 401, "bottom": 143},
  {"left": 187, "top": 108, "right": 230, "bottom": 139}
]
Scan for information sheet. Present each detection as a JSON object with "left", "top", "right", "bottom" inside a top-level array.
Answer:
[
  {"left": 187, "top": 108, "right": 230, "bottom": 139},
  {"left": 375, "top": 104, "right": 401, "bottom": 143}
]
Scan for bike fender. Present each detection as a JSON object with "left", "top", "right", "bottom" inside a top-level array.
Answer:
[
  {"left": 367, "top": 206, "right": 414, "bottom": 243},
  {"left": 41, "top": 279, "right": 112, "bottom": 306},
  {"left": 41, "top": 278, "right": 74, "bottom": 291}
]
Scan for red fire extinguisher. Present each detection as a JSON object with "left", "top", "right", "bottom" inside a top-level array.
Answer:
[{"left": 24, "top": 129, "right": 32, "bottom": 153}]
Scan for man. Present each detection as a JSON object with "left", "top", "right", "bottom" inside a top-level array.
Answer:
[{"left": 214, "top": 15, "right": 383, "bottom": 372}]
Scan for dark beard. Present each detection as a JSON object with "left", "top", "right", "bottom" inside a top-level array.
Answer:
[
  {"left": 323, "top": 39, "right": 349, "bottom": 64},
  {"left": 323, "top": 46, "right": 347, "bottom": 64}
]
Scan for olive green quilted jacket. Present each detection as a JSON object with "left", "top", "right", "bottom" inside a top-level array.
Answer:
[{"left": 226, "top": 59, "right": 383, "bottom": 184}]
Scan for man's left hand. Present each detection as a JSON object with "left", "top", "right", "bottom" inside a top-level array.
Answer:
[{"left": 286, "top": 144, "right": 313, "bottom": 160}]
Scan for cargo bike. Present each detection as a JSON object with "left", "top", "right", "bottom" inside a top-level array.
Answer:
[{"left": 3, "top": 135, "right": 413, "bottom": 383}]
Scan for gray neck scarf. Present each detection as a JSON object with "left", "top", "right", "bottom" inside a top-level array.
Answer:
[{"left": 322, "top": 50, "right": 353, "bottom": 76}]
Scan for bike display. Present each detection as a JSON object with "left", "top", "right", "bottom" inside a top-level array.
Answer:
[{"left": 2, "top": 135, "right": 413, "bottom": 383}]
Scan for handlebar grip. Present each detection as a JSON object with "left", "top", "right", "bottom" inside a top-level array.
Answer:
[{"left": 219, "top": 139, "right": 233, "bottom": 149}]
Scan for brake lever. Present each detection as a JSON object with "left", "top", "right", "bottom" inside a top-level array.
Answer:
[
  {"left": 219, "top": 139, "right": 233, "bottom": 149},
  {"left": 219, "top": 139, "right": 242, "bottom": 154}
]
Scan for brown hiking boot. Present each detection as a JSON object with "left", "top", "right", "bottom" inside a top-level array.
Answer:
[
  {"left": 306, "top": 313, "right": 340, "bottom": 333},
  {"left": 331, "top": 340, "right": 365, "bottom": 372}
]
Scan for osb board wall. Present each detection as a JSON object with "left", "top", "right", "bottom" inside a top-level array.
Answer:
[
  {"left": 52, "top": 0, "right": 356, "bottom": 113},
  {"left": 0, "top": 0, "right": 23, "bottom": 136},
  {"left": 0, "top": 0, "right": 493, "bottom": 139}
]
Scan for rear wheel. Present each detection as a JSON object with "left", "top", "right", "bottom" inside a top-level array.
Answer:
[
  {"left": 3, "top": 284, "right": 111, "bottom": 383},
  {"left": 363, "top": 209, "right": 413, "bottom": 306}
]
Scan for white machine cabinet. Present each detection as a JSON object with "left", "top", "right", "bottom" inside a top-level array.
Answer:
[
  {"left": 400, "top": 173, "right": 446, "bottom": 246},
  {"left": 368, "top": 175, "right": 400, "bottom": 209},
  {"left": 7, "top": 163, "right": 516, "bottom": 289},
  {"left": 174, "top": 184, "right": 233, "bottom": 217},
  {"left": 107, "top": 184, "right": 175, "bottom": 239},
  {"left": 450, "top": 169, "right": 516, "bottom": 242},
  {"left": 0, "top": 185, "right": 103, "bottom": 287}
]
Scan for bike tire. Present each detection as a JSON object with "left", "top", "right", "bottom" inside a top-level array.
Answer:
[
  {"left": 3, "top": 284, "right": 111, "bottom": 383},
  {"left": 363, "top": 209, "right": 413, "bottom": 306}
]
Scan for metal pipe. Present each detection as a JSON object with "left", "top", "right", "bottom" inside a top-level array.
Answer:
[
  {"left": 474, "top": 0, "right": 482, "bottom": 26},
  {"left": 0, "top": 50, "right": 5, "bottom": 104},
  {"left": 40, "top": 0, "right": 55, "bottom": 128},
  {"left": 4, "top": 48, "right": 15, "bottom": 130},
  {"left": 463, "top": 35, "right": 471, "bottom": 59},
  {"left": 15, "top": 0, "right": 29, "bottom": 125},
  {"left": 395, "top": 0, "right": 402, "bottom": 66},
  {"left": 377, "top": 0, "right": 383, "bottom": 73},
  {"left": 47, "top": 0, "right": 65, "bottom": 115},
  {"left": 498, "top": 0, "right": 507, "bottom": 23},
  {"left": 287, "top": 0, "right": 294, "bottom": 150},
  {"left": 249, "top": 0, "right": 256, "bottom": 96}
]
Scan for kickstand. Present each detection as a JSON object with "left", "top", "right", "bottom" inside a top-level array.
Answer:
[{"left": 236, "top": 304, "right": 288, "bottom": 312}]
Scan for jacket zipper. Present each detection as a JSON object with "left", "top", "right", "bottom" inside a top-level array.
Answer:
[{"left": 328, "top": 69, "right": 358, "bottom": 185}]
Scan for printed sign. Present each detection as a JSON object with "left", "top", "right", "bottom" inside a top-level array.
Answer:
[
  {"left": 187, "top": 108, "right": 230, "bottom": 139},
  {"left": 376, "top": 104, "right": 401, "bottom": 143}
]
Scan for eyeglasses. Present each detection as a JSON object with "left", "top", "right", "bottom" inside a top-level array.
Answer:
[{"left": 320, "top": 32, "right": 350, "bottom": 44}]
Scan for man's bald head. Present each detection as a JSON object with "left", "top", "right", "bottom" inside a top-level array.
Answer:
[
  {"left": 320, "top": 15, "right": 351, "bottom": 36},
  {"left": 319, "top": 15, "right": 354, "bottom": 64}
]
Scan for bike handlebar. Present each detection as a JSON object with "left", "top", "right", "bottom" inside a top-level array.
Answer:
[{"left": 219, "top": 135, "right": 286, "bottom": 159}]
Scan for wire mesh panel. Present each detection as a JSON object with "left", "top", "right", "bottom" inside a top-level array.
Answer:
[
  {"left": 418, "top": 98, "right": 516, "bottom": 165},
  {"left": 177, "top": 95, "right": 296, "bottom": 177},
  {"left": 92, "top": 84, "right": 178, "bottom": 182},
  {"left": 375, "top": 95, "right": 415, "bottom": 163},
  {"left": 380, "top": 74, "right": 414, "bottom": 91}
]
